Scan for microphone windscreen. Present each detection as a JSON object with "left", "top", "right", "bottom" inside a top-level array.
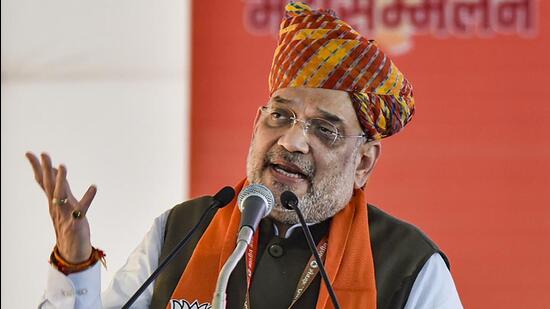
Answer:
[
  {"left": 237, "top": 184, "right": 275, "bottom": 214},
  {"left": 281, "top": 191, "right": 298, "bottom": 210},
  {"left": 213, "top": 186, "right": 236, "bottom": 208}
]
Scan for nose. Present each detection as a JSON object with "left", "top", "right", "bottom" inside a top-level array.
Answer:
[{"left": 277, "top": 122, "right": 310, "bottom": 154}]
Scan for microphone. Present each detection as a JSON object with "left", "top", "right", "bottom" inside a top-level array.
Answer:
[
  {"left": 212, "top": 184, "right": 274, "bottom": 309},
  {"left": 237, "top": 184, "right": 275, "bottom": 243},
  {"left": 281, "top": 191, "right": 341, "bottom": 309},
  {"left": 121, "top": 186, "right": 235, "bottom": 309}
]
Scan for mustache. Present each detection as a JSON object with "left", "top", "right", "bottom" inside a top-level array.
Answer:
[{"left": 264, "top": 147, "right": 315, "bottom": 180}]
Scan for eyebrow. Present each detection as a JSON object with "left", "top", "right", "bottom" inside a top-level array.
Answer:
[
  {"left": 270, "top": 95, "right": 344, "bottom": 124},
  {"left": 316, "top": 108, "right": 344, "bottom": 124}
]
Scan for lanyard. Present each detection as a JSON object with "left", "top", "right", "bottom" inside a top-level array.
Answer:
[{"left": 242, "top": 230, "right": 329, "bottom": 309}]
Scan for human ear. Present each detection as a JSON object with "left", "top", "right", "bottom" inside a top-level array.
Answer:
[
  {"left": 250, "top": 107, "right": 263, "bottom": 139},
  {"left": 354, "top": 141, "right": 381, "bottom": 188},
  {"left": 253, "top": 107, "right": 262, "bottom": 126}
]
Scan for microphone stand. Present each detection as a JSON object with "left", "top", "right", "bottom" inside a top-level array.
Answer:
[
  {"left": 211, "top": 226, "right": 254, "bottom": 309},
  {"left": 211, "top": 184, "right": 274, "bottom": 309},
  {"left": 122, "top": 202, "right": 221, "bottom": 309},
  {"left": 282, "top": 191, "right": 341, "bottom": 309}
]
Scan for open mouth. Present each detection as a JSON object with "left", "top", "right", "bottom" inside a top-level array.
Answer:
[{"left": 269, "top": 162, "right": 309, "bottom": 180}]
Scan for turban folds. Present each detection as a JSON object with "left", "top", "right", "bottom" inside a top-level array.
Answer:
[{"left": 269, "top": 2, "right": 415, "bottom": 140}]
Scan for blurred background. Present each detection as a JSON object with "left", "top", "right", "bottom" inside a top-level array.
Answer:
[{"left": 2, "top": 0, "right": 549, "bottom": 308}]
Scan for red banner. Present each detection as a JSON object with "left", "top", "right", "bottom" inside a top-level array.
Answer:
[{"left": 191, "top": 1, "right": 550, "bottom": 307}]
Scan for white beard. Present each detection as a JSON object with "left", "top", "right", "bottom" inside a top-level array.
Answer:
[{"left": 246, "top": 143, "right": 358, "bottom": 225}]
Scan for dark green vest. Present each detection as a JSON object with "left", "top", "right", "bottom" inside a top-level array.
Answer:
[{"left": 150, "top": 197, "right": 448, "bottom": 309}]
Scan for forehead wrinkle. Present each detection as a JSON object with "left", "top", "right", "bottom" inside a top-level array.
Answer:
[{"left": 271, "top": 95, "right": 294, "bottom": 105}]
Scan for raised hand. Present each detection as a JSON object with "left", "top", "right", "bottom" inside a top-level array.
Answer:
[{"left": 26, "top": 152, "right": 97, "bottom": 264}]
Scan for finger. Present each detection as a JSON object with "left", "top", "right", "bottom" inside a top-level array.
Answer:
[
  {"left": 64, "top": 180, "right": 77, "bottom": 203},
  {"left": 53, "top": 165, "right": 67, "bottom": 203},
  {"left": 52, "top": 167, "right": 59, "bottom": 183},
  {"left": 25, "top": 152, "right": 44, "bottom": 189},
  {"left": 41, "top": 153, "right": 55, "bottom": 199},
  {"left": 50, "top": 167, "right": 72, "bottom": 207},
  {"left": 48, "top": 166, "right": 78, "bottom": 204},
  {"left": 79, "top": 185, "right": 97, "bottom": 214}
]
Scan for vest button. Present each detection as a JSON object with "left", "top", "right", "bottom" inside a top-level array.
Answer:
[{"left": 268, "top": 243, "right": 284, "bottom": 258}]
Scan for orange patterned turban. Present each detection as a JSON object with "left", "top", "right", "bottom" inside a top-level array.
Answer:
[{"left": 269, "top": 2, "right": 415, "bottom": 140}]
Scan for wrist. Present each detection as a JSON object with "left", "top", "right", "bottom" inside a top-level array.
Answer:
[
  {"left": 56, "top": 245, "right": 92, "bottom": 264},
  {"left": 50, "top": 245, "right": 106, "bottom": 275}
]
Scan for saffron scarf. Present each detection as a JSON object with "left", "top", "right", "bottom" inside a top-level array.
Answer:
[{"left": 168, "top": 179, "right": 377, "bottom": 308}]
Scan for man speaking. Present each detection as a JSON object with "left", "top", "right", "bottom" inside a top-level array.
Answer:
[{"left": 29, "top": 2, "right": 462, "bottom": 308}]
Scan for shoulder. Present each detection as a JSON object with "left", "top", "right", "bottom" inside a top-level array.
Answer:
[
  {"left": 166, "top": 196, "right": 215, "bottom": 223},
  {"left": 163, "top": 196, "right": 215, "bottom": 242},
  {"left": 150, "top": 196, "right": 216, "bottom": 307},
  {"left": 169, "top": 196, "right": 214, "bottom": 215},
  {"left": 367, "top": 204, "right": 450, "bottom": 308},
  {"left": 405, "top": 253, "right": 463, "bottom": 308},
  {"left": 367, "top": 204, "right": 449, "bottom": 267}
]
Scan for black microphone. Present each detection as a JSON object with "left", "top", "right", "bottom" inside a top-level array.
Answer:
[
  {"left": 281, "top": 191, "right": 341, "bottom": 309},
  {"left": 122, "top": 186, "right": 235, "bottom": 309}
]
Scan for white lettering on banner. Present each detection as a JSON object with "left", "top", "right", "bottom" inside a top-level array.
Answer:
[
  {"left": 243, "top": 0, "right": 539, "bottom": 54},
  {"left": 170, "top": 299, "right": 212, "bottom": 309}
]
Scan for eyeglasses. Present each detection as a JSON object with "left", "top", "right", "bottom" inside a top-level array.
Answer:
[{"left": 259, "top": 106, "right": 369, "bottom": 147}]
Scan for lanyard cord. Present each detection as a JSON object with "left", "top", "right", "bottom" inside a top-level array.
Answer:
[{"left": 242, "top": 232, "right": 329, "bottom": 309}]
